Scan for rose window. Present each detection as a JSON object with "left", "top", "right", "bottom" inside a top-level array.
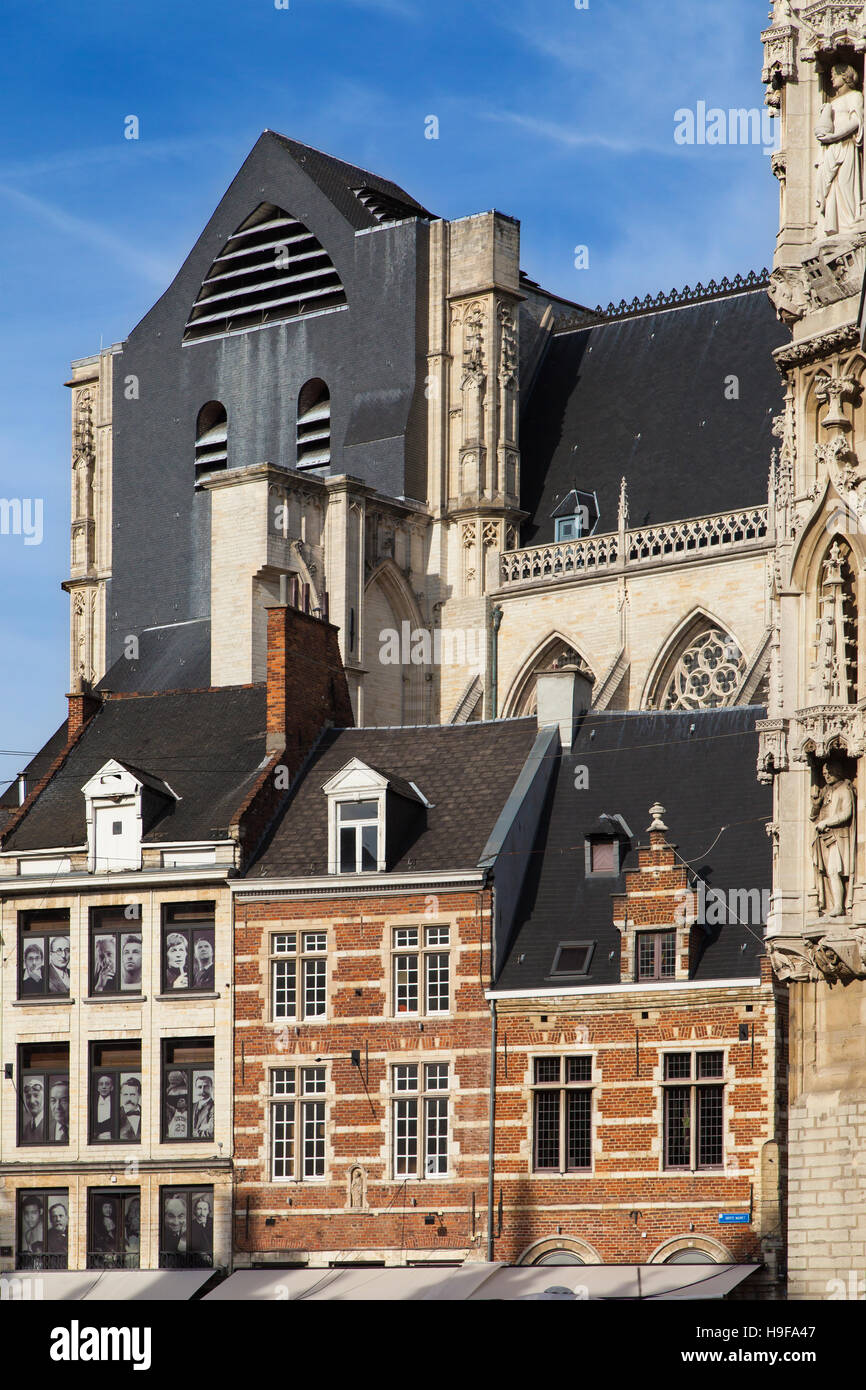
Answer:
[{"left": 660, "top": 628, "right": 745, "bottom": 710}]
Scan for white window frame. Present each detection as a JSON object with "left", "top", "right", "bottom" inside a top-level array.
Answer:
[
  {"left": 270, "top": 932, "right": 328, "bottom": 1022},
  {"left": 391, "top": 1062, "right": 450, "bottom": 1180},
  {"left": 391, "top": 925, "right": 451, "bottom": 1018},
  {"left": 322, "top": 760, "right": 389, "bottom": 874},
  {"left": 269, "top": 1065, "right": 328, "bottom": 1181}
]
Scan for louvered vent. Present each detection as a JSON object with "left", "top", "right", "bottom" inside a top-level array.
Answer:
[
  {"left": 353, "top": 186, "right": 423, "bottom": 226},
  {"left": 296, "top": 380, "right": 330, "bottom": 471},
  {"left": 195, "top": 401, "right": 227, "bottom": 478},
  {"left": 184, "top": 203, "right": 347, "bottom": 343}
]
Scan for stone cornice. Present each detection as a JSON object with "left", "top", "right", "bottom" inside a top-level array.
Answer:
[{"left": 773, "top": 322, "right": 859, "bottom": 369}]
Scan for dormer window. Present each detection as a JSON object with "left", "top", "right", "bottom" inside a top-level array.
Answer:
[
  {"left": 552, "top": 488, "right": 599, "bottom": 543},
  {"left": 82, "top": 760, "right": 178, "bottom": 874},
  {"left": 323, "top": 758, "right": 428, "bottom": 875},
  {"left": 338, "top": 799, "right": 379, "bottom": 874},
  {"left": 585, "top": 813, "right": 632, "bottom": 878}
]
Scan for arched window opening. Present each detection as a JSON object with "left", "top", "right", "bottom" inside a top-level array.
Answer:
[
  {"left": 811, "top": 538, "right": 857, "bottom": 704},
  {"left": 650, "top": 619, "right": 745, "bottom": 711},
  {"left": 195, "top": 402, "right": 228, "bottom": 479},
  {"left": 296, "top": 380, "right": 331, "bottom": 471}
]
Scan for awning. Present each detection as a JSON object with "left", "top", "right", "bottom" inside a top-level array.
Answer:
[
  {"left": 6, "top": 1270, "right": 214, "bottom": 1300},
  {"left": 205, "top": 1264, "right": 500, "bottom": 1301},
  {"left": 206, "top": 1263, "right": 758, "bottom": 1301}
]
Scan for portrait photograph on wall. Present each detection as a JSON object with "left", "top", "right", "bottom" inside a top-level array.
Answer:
[
  {"left": 19, "top": 1046, "right": 69, "bottom": 1146},
  {"left": 87, "top": 1188, "right": 141, "bottom": 1269},
  {"left": 89, "top": 1042, "right": 142, "bottom": 1143},
  {"left": 162, "top": 902, "right": 216, "bottom": 992},
  {"left": 18, "top": 910, "right": 70, "bottom": 998},
  {"left": 17, "top": 1189, "right": 68, "bottom": 1270},
  {"left": 159, "top": 1187, "right": 214, "bottom": 1269},
  {"left": 90, "top": 907, "right": 143, "bottom": 994},
  {"left": 162, "top": 1039, "right": 215, "bottom": 1141}
]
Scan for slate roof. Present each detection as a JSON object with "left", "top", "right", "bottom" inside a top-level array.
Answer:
[
  {"left": 519, "top": 289, "right": 789, "bottom": 546},
  {"left": 0, "top": 719, "right": 69, "bottom": 818},
  {"left": 496, "top": 707, "right": 771, "bottom": 991},
  {"left": 3, "top": 687, "right": 269, "bottom": 851},
  {"left": 264, "top": 132, "right": 436, "bottom": 231},
  {"left": 97, "top": 620, "right": 211, "bottom": 694},
  {"left": 250, "top": 720, "right": 539, "bottom": 877}
]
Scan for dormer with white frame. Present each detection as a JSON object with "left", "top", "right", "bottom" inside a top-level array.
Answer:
[
  {"left": 82, "top": 759, "right": 178, "bottom": 873},
  {"left": 322, "top": 758, "right": 428, "bottom": 875}
]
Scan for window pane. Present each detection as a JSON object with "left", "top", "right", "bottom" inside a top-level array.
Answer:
[
  {"left": 360, "top": 824, "right": 378, "bottom": 871},
  {"left": 664, "top": 1052, "right": 691, "bottom": 1080},
  {"left": 534, "top": 1091, "right": 560, "bottom": 1169},
  {"left": 394, "top": 955, "right": 419, "bottom": 1013},
  {"left": 567, "top": 1056, "right": 592, "bottom": 1084},
  {"left": 339, "top": 826, "right": 356, "bottom": 873},
  {"left": 394, "top": 928, "right": 418, "bottom": 949},
  {"left": 18, "top": 1188, "right": 68, "bottom": 1271},
  {"left": 88, "top": 1189, "right": 140, "bottom": 1270},
  {"left": 697, "top": 1087, "right": 723, "bottom": 1168},
  {"left": 425, "top": 1064, "right": 449, "bottom": 1091},
  {"left": 664, "top": 1086, "right": 691, "bottom": 1168},
  {"left": 590, "top": 840, "right": 615, "bottom": 872},
  {"left": 425, "top": 953, "right": 449, "bottom": 1014},
  {"left": 534, "top": 1057, "right": 560, "bottom": 1085},
  {"left": 272, "top": 1102, "right": 295, "bottom": 1179},
  {"left": 302, "top": 1067, "right": 326, "bottom": 1095},
  {"left": 271, "top": 1069, "right": 295, "bottom": 1096},
  {"left": 425, "top": 1098, "right": 448, "bottom": 1176},
  {"left": 660, "top": 932, "right": 677, "bottom": 978},
  {"left": 697, "top": 1051, "right": 724, "bottom": 1079},
  {"left": 273, "top": 934, "right": 296, "bottom": 954},
  {"left": 303, "top": 958, "right": 326, "bottom": 1018},
  {"left": 160, "top": 1187, "right": 213, "bottom": 1269},
  {"left": 303, "top": 933, "right": 326, "bottom": 953},
  {"left": 566, "top": 1090, "right": 592, "bottom": 1170},
  {"left": 425, "top": 926, "right": 450, "bottom": 947},
  {"left": 394, "top": 1099, "right": 418, "bottom": 1176},
  {"left": 273, "top": 959, "right": 297, "bottom": 1019},
  {"left": 338, "top": 800, "right": 378, "bottom": 822},
  {"left": 302, "top": 1102, "right": 325, "bottom": 1178},
  {"left": 393, "top": 1065, "right": 418, "bottom": 1092},
  {"left": 637, "top": 935, "right": 656, "bottom": 980},
  {"left": 554, "top": 945, "right": 591, "bottom": 975}
]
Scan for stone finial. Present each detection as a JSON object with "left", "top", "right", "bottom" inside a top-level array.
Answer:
[
  {"left": 647, "top": 802, "right": 668, "bottom": 832},
  {"left": 618, "top": 476, "right": 629, "bottom": 532}
]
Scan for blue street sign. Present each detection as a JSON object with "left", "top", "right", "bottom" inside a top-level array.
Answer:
[{"left": 718, "top": 1213, "right": 751, "bottom": 1224}]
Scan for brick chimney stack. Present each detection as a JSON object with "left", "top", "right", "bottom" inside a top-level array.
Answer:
[
  {"left": 266, "top": 602, "right": 354, "bottom": 761},
  {"left": 66, "top": 681, "right": 102, "bottom": 740}
]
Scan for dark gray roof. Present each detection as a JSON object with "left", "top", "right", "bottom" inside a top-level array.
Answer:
[
  {"left": 97, "top": 620, "right": 211, "bottom": 694},
  {"left": 264, "top": 132, "right": 435, "bottom": 231},
  {"left": 496, "top": 707, "right": 771, "bottom": 991},
  {"left": 0, "top": 719, "right": 69, "bottom": 811},
  {"left": 250, "top": 720, "right": 539, "bottom": 877},
  {"left": 519, "top": 289, "right": 789, "bottom": 546},
  {"left": 4, "top": 687, "right": 269, "bottom": 851}
]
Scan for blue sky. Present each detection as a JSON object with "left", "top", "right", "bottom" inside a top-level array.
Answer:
[{"left": 0, "top": 0, "right": 778, "bottom": 785}]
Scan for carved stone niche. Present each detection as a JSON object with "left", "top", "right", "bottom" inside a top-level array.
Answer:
[
  {"left": 807, "top": 747, "right": 857, "bottom": 921},
  {"left": 756, "top": 718, "right": 788, "bottom": 783},
  {"left": 346, "top": 1164, "right": 368, "bottom": 1212}
]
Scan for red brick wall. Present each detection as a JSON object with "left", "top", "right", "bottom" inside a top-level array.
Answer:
[{"left": 233, "top": 889, "right": 494, "bottom": 1261}]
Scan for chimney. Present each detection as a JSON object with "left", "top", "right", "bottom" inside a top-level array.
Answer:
[
  {"left": 66, "top": 681, "right": 101, "bottom": 740},
  {"left": 535, "top": 663, "right": 593, "bottom": 749},
  {"left": 266, "top": 602, "right": 354, "bottom": 760}
]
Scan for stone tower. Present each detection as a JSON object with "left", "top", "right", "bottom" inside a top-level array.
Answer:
[{"left": 760, "top": 0, "right": 866, "bottom": 1298}]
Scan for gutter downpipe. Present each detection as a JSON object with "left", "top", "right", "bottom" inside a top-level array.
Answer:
[
  {"left": 486, "top": 875, "right": 497, "bottom": 1262},
  {"left": 490, "top": 606, "right": 504, "bottom": 720}
]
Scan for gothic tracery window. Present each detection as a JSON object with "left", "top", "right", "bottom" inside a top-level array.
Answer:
[{"left": 657, "top": 626, "right": 745, "bottom": 711}]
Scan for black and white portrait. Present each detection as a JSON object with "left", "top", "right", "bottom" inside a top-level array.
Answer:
[
  {"left": 120, "top": 933, "right": 142, "bottom": 990},
  {"left": 20, "top": 942, "right": 44, "bottom": 995},
  {"left": 92, "top": 934, "right": 116, "bottom": 993},
  {"left": 192, "top": 1071, "right": 214, "bottom": 1139},
  {"left": 48, "top": 936, "right": 70, "bottom": 994},
  {"left": 165, "top": 1070, "right": 190, "bottom": 1139}
]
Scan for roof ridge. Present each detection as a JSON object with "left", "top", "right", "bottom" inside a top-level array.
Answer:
[{"left": 553, "top": 269, "right": 771, "bottom": 332}]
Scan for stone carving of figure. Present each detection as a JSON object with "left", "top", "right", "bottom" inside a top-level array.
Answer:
[
  {"left": 811, "top": 755, "right": 856, "bottom": 917},
  {"left": 812, "top": 543, "right": 850, "bottom": 703},
  {"left": 816, "top": 63, "right": 864, "bottom": 238},
  {"left": 348, "top": 1165, "right": 366, "bottom": 1210}
]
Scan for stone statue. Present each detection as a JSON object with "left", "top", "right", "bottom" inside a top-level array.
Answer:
[
  {"left": 811, "top": 755, "right": 856, "bottom": 917},
  {"left": 815, "top": 64, "right": 864, "bottom": 238},
  {"left": 348, "top": 1165, "right": 367, "bottom": 1210}
]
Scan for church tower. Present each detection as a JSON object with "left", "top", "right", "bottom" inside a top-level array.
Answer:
[{"left": 760, "top": 0, "right": 866, "bottom": 1298}]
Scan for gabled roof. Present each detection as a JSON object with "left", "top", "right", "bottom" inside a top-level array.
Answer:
[
  {"left": 3, "top": 687, "right": 270, "bottom": 852},
  {"left": 496, "top": 707, "right": 771, "bottom": 991},
  {"left": 263, "top": 132, "right": 436, "bottom": 231},
  {"left": 250, "top": 720, "right": 539, "bottom": 877}
]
